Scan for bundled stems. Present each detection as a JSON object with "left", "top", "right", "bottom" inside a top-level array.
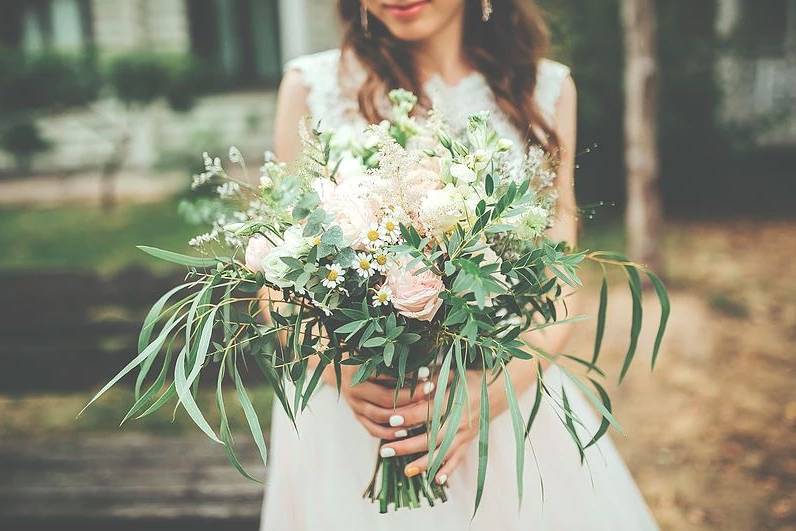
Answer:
[{"left": 364, "top": 438, "right": 447, "bottom": 512}]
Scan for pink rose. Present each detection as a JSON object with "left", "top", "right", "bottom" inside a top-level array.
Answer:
[
  {"left": 244, "top": 234, "right": 275, "bottom": 273},
  {"left": 386, "top": 260, "right": 444, "bottom": 322}
]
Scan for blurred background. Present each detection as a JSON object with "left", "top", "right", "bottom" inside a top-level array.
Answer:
[{"left": 0, "top": 1, "right": 794, "bottom": 530}]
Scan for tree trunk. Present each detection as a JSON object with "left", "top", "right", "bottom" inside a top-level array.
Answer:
[{"left": 622, "top": 0, "right": 663, "bottom": 270}]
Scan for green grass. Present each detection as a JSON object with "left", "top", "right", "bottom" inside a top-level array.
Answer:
[{"left": 0, "top": 199, "right": 197, "bottom": 273}]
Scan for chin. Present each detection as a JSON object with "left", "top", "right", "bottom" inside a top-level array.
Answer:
[
  {"left": 385, "top": 20, "right": 439, "bottom": 42},
  {"left": 371, "top": 0, "right": 465, "bottom": 43}
]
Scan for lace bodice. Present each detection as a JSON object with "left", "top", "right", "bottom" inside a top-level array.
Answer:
[{"left": 284, "top": 48, "right": 571, "bottom": 154}]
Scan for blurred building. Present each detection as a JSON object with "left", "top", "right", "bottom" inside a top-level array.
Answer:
[{"left": 0, "top": 0, "right": 340, "bottom": 174}]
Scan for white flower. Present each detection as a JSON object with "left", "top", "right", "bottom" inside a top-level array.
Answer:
[
  {"left": 228, "top": 146, "right": 243, "bottom": 164},
  {"left": 259, "top": 175, "right": 273, "bottom": 189},
  {"left": 467, "top": 149, "right": 491, "bottom": 172},
  {"left": 372, "top": 250, "right": 391, "bottom": 272},
  {"left": 516, "top": 205, "right": 550, "bottom": 240},
  {"left": 353, "top": 252, "right": 376, "bottom": 278},
  {"left": 372, "top": 286, "right": 393, "bottom": 307},
  {"left": 322, "top": 263, "right": 346, "bottom": 289},
  {"left": 496, "top": 138, "right": 514, "bottom": 152},
  {"left": 216, "top": 181, "right": 240, "bottom": 198},
  {"left": 380, "top": 215, "right": 401, "bottom": 242},
  {"left": 361, "top": 223, "right": 387, "bottom": 249},
  {"left": 419, "top": 184, "right": 464, "bottom": 235},
  {"left": 450, "top": 163, "right": 476, "bottom": 184}
]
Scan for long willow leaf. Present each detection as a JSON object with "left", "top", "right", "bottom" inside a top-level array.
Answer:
[
  {"left": 175, "top": 304, "right": 222, "bottom": 444},
  {"left": 619, "top": 265, "right": 643, "bottom": 383},
  {"left": 473, "top": 372, "right": 490, "bottom": 517},
  {"left": 561, "top": 387, "right": 585, "bottom": 463},
  {"left": 427, "top": 346, "right": 454, "bottom": 465},
  {"left": 137, "top": 245, "right": 219, "bottom": 268},
  {"left": 646, "top": 271, "right": 670, "bottom": 370},
  {"left": 217, "top": 359, "right": 259, "bottom": 482},
  {"left": 135, "top": 283, "right": 195, "bottom": 398},
  {"left": 79, "top": 314, "right": 183, "bottom": 416},
  {"left": 524, "top": 363, "right": 543, "bottom": 439},
  {"left": 234, "top": 360, "right": 268, "bottom": 470},
  {"left": 584, "top": 379, "right": 613, "bottom": 449},
  {"left": 591, "top": 274, "right": 608, "bottom": 371},
  {"left": 427, "top": 381, "right": 465, "bottom": 480},
  {"left": 503, "top": 368, "right": 526, "bottom": 507}
]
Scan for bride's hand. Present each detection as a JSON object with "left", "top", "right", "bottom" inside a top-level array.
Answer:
[
  {"left": 325, "top": 364, "right": 436, "bottom": 441},
  {"left": 377, "top": 371, "right": 497, "bottom": 486}
]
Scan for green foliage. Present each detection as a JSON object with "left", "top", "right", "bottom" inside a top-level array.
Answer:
[
  {"left": 106, "top": 52, "right": 205, "bottom": 111},
  {"left": 0, "top": 49, "right": 101, "bottom": 115}
]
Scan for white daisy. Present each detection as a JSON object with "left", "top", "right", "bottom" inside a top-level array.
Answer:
[
  {"left": 361, "top": 223, "right": 387, "bottom": 249},
  {"left": 322, "top": 263, "right": 346, "bottom": 288},
  {"left": 372, "top": 286, "right": 393, "bottom": 307},
  {"left": 372, "top": 250, "right": 390, "bottom": 272},
  {"left": 353, "top": 252, "right": 376, "bottom": 278},
  {"left": 380, "top": 216, "right": 401, "bottom": 242}
]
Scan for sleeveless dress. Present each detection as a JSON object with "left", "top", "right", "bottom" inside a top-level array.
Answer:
[{"left": 261, "top": 49, "right": 659, "bottom": 531}]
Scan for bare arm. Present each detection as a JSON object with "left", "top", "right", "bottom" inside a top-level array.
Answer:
[{"left": 272, "top": 69, "right": 310, "bottom": 162}]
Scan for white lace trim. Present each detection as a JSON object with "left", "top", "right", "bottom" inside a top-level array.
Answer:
[{"left": 283, "top": 49, "right": 571, "bottom": 152}]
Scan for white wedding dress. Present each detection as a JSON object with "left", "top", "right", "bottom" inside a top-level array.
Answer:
[{"left": 261, "top": 49, "right": 659, "bottom": 531}]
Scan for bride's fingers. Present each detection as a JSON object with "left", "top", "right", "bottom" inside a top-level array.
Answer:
[
  {"left": 431, "top": 443, "right": 468, "bottom": 485},
  {"left": 350, "top": 380, "right": 436, "bottom": 408},
  {"left": 380, "top": 423, "right": 455, "bottom": 458},
  {"left": 354, "top": 414, "right": 405, "bottom": 440}
]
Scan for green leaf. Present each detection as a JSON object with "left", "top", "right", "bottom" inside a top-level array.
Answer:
[
  {"left": 233, "top": 362, "right": 268, "bottom": 469},
  {"left": 137, "top": 246, "right": 218, "bottom": 268},
  {"left": 584, "top": 379, "right": 613, "bottom": 449},
  {"left": 383, "top": 342, "right": 395, "bottom": 367},
  {"left": 503, "top": 368, "right": 526, "bottom": 507},
  {"left": 647, "top": 271, "right": 670, "bottom": 370},
  {"left": 524, "top": 364, "right": 543, "bottom": 438},
  {"left": 175, "top": 305, "right": 222, "bottom": 444},
  {"left": 362, "top": 336, "right": 387, "bottom": 348},
  {"left": 561, "top": 387, "right": 585, "bottom": 463},
  {"left": 473, "top": 371, "right": 490, "bottom": 516},
  {"left": 619, "top": 266, "right": 643, "bottom": 383},
  {"left": 591, "top": 275, "right": 608, "bottom": 371},
  {"left": 79, "top": 314, "right": 183, "bottom": 416},
  {"left": 427, "top": 346, "right": 454, "bottom": 463},
  {"left": 217, "top": 361, "right": 260, "bottom": 482},
  {"left": 427, "top": 380, "right": 465, "bottom": 480}
]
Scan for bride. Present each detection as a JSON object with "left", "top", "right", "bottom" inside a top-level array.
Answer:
[{"left": 262, "top": 1, "right": 658, "bottom": 529}]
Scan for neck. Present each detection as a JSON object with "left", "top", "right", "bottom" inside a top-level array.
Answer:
[{"left": 412, "top": 9, "right": 471, "bottom": 85}]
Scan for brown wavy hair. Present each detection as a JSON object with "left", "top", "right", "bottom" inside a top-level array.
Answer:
[{"left": 337, "top": 0, "right": 557, "bottom": 148}]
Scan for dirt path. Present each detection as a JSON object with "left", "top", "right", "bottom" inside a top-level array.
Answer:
[{"left": 566, "top": 221, "right": 796, "bottom": 531}]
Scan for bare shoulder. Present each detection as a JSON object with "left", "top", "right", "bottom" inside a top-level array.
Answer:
[{"left": 275, "top": 69, "right": 310, "bottom": 117}]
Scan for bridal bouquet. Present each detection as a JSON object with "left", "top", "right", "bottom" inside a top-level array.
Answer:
[{"left": 83, "top": 90, "right": 669, "bottom": 514}]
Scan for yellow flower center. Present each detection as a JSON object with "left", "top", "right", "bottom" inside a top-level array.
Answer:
[
  {"left": 326, "top": 270, "right": 338, "bottom": 281},
  {"left": 385, "top": 221, "right": 396, "bottom": 232},
  {"left": 377, "top": 293, "right": 388, "bottom": 302},
  {"left": 375, "top": 255, "right": 387, "bottom": 266},
  {"left": 359, "top": 259, "right": 371, "bottom": 270},
  {"left": 367, "top": 230, "right": 380, "bottom": 242}
]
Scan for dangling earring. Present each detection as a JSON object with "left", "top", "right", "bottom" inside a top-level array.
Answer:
[
  {"left": 481, "top": 0, "right": 493, "bottom": 22},
  {"left": 360, "top": 1, "right": 370, "bottom": 36}
]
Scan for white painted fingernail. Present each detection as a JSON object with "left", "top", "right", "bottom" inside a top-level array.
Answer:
[
  {"left": 418, "top": 366, "right": 430, "bottom": 380},
  {"left": 389, "top": 415, "right": 405, "bottom": 427},
  {"left": 423, "top": 381, "right": 435, "bottom": 395},
  {"left": 394, "top": 429, "right": 408, "bottom": 438},
  {"left": 436, "top": 474, "right": 448, "bottom": 485},
  {"left": 380, "top": 446, "right": 396, "bottom": 458}
]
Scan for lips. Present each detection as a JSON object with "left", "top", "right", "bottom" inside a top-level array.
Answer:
[{"left": 382, "top": 0, "right": 431, "bottom": 20}]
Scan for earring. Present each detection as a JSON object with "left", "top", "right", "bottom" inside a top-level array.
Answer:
[
  {"left": 360, "top": 1, "right": 370, "bottom": 35},
  {"left": 481, "top": 0, "right": 493, "bottom": 22}
]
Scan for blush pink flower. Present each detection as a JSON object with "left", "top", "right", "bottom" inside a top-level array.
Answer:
[
  {"left": 244, "top": 234, "right": 275, "bottom": 273},
  {"left": 385, "top": 260, "right": 444, "bottom": 322}
]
